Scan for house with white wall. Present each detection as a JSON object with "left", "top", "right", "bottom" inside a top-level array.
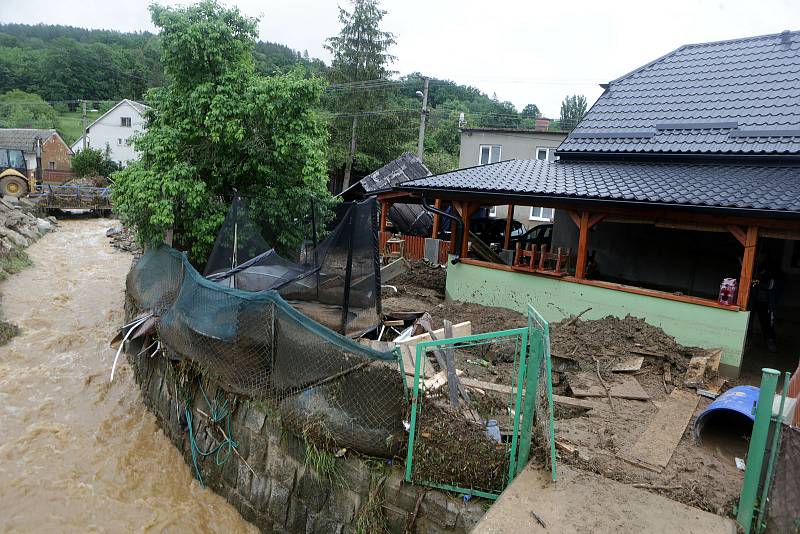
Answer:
[{"left": 70, "top": 99, "right": 149, "bottom": 165}]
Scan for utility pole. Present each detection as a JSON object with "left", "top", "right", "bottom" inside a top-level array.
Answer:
[
  {"left": 81, "top": 100, "right": 88, "bottom": 150},
  {"left": 343, "top": 115, "right": 358, "bottom": 191},
  {"left": 417, "top": 77, "right": 429, "bottom": 161}
]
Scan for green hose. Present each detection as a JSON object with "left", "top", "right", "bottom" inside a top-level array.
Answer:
[{"left": 185, "top": 383, "right": 238, "bottom": 488}]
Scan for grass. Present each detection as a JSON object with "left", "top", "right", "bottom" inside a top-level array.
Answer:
[
  {"left": 302, "top": 419, "right": 345, "bottom": 487},
  {"left": 56, "top": 110, "right": 102, "bottom": 146},
  {"left": 0, "top": 250, "right": 32, "bottom": 281},
  {"left": 354, "top": 475, "right": 390, "bottom": 534}
]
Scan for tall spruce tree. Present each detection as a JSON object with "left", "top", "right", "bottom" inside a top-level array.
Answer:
[{"left": 324, "top": 0, "right": 396, "bottom": 191}]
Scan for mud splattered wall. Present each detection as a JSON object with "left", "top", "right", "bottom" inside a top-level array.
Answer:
[{"left": 129, "top": 353, "right": 485, "bottom": 533}]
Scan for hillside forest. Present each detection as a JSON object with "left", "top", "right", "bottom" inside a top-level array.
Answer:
[{"left": 0, "top": 20, "right": 584, "bottom": 185}]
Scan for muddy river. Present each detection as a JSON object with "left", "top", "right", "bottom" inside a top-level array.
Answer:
[{"left": 0, "top": 218, "right": 255, "bottom": 532}]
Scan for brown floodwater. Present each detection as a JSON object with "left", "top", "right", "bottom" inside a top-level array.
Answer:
[{"left": 0, "top": 218, "right": 256, "bottom": 533}]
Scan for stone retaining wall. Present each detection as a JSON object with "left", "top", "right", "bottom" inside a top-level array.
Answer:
[{"left": 129, "top": 352, "right": 486, "bottom": 533}]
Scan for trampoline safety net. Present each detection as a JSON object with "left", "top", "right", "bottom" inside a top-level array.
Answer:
[
  {"left": 204, "top": 197, "right": 381, "bottom": 337},
  {"left": 127, "top": 245, "right": 404, "bottom": 458}
]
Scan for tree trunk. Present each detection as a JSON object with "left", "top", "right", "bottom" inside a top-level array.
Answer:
[{"left": 343, "top": 115, "right": 358, "bottom": 191}]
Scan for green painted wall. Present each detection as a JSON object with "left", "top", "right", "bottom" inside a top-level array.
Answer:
[{"left": 446, "top": 262, "right": 750, "bottom": 373}]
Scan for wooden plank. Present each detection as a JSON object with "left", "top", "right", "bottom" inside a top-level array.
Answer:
[
  {"left": 618, "top": 388, "right": 700, "bottom": 472},
  {"left": 443, "top": 320, "right": 459, "bottom": 407},
  {"left": 431, "top": 198, "right": 442, "bottom": 238},
  {"left": 575, "top": 211, "right": 590, "bottom": 279},
  {"left": 683, "top": 356, "right": 709, "bottom": 387},
  {"left": 397, "top": 321, "right": 472, "bottom": 355},
  {"left": 504, "top": 204, "right": 514, "bottom": 250},
  {"left": 612, "top": 356, "right": 645, "bottom": 373},
  {"left": 737, "top": 225, "right": 758, "bottom": 309},
  {"left": 705, "top": 348, "right": 722, "bottom": 376},
  {"left": 568, "top": 372, "right": 650, "bottom": 400},
  {"left": 458, "top": 377, "right": 604, "bottom": 411},
  {"left": 727, "top": 225, "right": 747, "bottom": 246},
  {"left": 422, "top": 369, "right": 463, "bottom": 390}
]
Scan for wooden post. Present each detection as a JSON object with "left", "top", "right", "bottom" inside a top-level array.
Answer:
[
  {"left": 737, "top": 226, "right": 759, "bottom": 309},
  {"left": 575, "top": 211, "right": 590, "bottom": 279},
  {"left": 461, "top": 202, "right": 472, "bottom": 258},
  {"left": 379, "top": 201, "right": 388, "bottom": 233},
  {"left": 504, "top": 204, "right": 514, "bottom": 250},
  {"left": 431, "top": 198, "right": 442, "bottom": 238}
]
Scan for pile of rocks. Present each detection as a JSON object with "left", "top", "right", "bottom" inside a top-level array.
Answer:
[
  {"left": 0, "top": 197, "right": 55, "bottom": 259},
  {"left": 106, "top": 224, "right": 142, "bottom": 255}
]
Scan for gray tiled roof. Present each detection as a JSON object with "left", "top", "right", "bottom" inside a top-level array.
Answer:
[
  {"left": 559, "top": 31, "right": 800, "bottom": 155},
  {"left": 341, "top": 151, "right": 430, "bottom": 197},
  {"left": 399, "top": 159, "right": 800, "bottom": 215},
  {"left": 0, "top": 128, "right": 59, "bottom": 152}
]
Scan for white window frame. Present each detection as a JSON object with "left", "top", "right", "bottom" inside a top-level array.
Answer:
[
  {"left": 118, "top": 138, "right": 124, "bottom": 146},
  {"left": 478, "top": 144, "right": 502, "bottom": 165},
  {"left": 529, "top": 206, "right": 555, "bottom": 221},
  {"left": 121, "top": 117, "right": 132, "bottom": 127},
  {"left": 536, "top": 147, "right": 558, "bottom": 162},
  {"left": 488, "top": 206, "right": 497, "bottom": 217}
]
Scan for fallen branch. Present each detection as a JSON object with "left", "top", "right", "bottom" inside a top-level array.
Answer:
[
  {"left": 564, "top": 307, "right": 592, "bottom": 327},
  {"left": 591, "top": 356, "right": 615, "bottom": 413},
  {"left": 632, "top": 483, "right": 681, "bottom": 491}
]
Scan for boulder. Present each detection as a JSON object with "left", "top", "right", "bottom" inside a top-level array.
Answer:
[{"left": 36, "top": 218, "right": 53, "bottom": 234}]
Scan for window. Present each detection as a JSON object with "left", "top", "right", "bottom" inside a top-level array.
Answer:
[
  {"left": 479, "top": 144, "right": 501, "bottom": 165},
  {"left": 118, "top": 138, "right": 124, "bottom": 146},
  {"left": 488, "top": 206, "right": 497, "bottom": 217},
  {"left": 0, "top": 150, "right": 8, "bottom": 168},
  {"left": 121, "top": 117, "right": 132, "bottom": 127},
  {"left": 48, "top": 161, "right": 56, "bottom": 170},
  {"left": 529, "top": 207, "right": 555, "bottom": 221},
  {"left": 125, "top": 138, "right": 131, "bottom": 146},
  {"left": 7, "top": 149, "right": 24, "bottom": 168},
  {"left": 536, "top": 147, "right": 558, "bottom": 162}
]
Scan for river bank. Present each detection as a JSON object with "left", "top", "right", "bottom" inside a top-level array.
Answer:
[{"left": 0, "top": 218, "right": 255, "bottom": 532}]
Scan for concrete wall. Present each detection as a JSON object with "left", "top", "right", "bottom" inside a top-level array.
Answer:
[
  {"left": 445, "top": 261, "right": 750, "bottom": 374},
  {"left": 129, "top": 352, "right": 485, "bottom": 534},
  {"left": 458, "top": 130, "right": 566, "bottom": 168}
]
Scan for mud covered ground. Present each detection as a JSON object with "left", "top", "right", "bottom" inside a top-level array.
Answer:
[{"left": 382, "top": 262, "right": 743, "bottom": 517}]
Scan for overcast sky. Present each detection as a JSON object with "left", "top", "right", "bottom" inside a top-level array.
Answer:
[{"left": 1, "top": 0, "right": 798, "bottom": 117}]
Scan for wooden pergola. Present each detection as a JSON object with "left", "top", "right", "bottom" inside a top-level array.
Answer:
[{"left": 376, "top": 190, "right": 800, "bottom": 312}]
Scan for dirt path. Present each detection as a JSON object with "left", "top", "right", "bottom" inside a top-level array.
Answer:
[{"left": 0, "top": 218, "right": 255, "bottom": 533}]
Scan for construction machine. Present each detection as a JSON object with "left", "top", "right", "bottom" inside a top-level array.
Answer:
[{"left": 0, "top": 147, "right": 36, "bottom": 198}]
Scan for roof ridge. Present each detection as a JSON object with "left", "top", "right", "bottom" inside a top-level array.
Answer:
[{"left": 607, "top": 30, "right": 799, "bottom": 87}]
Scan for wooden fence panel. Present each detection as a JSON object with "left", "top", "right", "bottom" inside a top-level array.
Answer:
[{"left": 379, "top": 231, "right": 450, "bottom": 264}]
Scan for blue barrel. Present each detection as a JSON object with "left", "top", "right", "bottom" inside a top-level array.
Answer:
[{"left": 693, "top": 385, "right": 759, "bottom": 442}]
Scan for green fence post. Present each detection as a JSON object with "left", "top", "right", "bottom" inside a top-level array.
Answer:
[
  {"left": 737, "top": 368, "right": 780, "bottom": 533},
  {"left": 755, "top": 371, "right": 790, "bottom": 533}
]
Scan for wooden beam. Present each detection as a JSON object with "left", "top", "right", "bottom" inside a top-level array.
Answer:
[
  {"left": 379, "top": 201, "right": 389, "bottom": 233},
  {"left": 588, "top": 213, "right": 606, "bottom": 229},
  {"left": 376, "top": 190, "right": 417, "bottom": 201},
  {"left": 567, "top": 210, "right": 581, "bottom": 228},
  {"left": 575, "top": 211, "right": 590, "bottom": 279},
  {"left": 727, "top": 224, "right": 747, "bottom": 246},
  {"left": 503, "top": 204, "right": 514, "bottom": 250},
  {"left": 737, "top": 225, "right": 758, "bottom": 309},
  {"left": 431, "top": 198, "right": 442, "bottom": 238},
  {"left": 461, "top": 201, "right": 473, "bottom": 257}
]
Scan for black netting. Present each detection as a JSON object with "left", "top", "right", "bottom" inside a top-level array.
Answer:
[
  {"left": 205, "top": 197, "right": 381, "bottom": 336},
  {"left": 127, "top": 246, "right": 403, "bottom": 457},
  {"left": 767, "top": 426, "right": 800, "bottom": 533}
]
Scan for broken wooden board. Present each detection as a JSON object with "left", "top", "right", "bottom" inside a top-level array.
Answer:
[
  {"left": 618, "top": 388, "right": 700, "bottom": 472},
  {"left": 683, "top": 355, "right": 709, "bottom": 387},
  {"left": 422, "top": 369, "right": 463, "bottom": 391},
  {"left": 458, "top": 377, "right": 604, "bottom": 411},
  {"left": 612, "top": 356, "right": 645, "bottom": 373},
  {"left": 704, "top": 348, "right": 722, "bottom": 377},
  {"left": 397, "top": 321, "right": 471, "bottom": 378},
  {"left": 568, "top": 372, "right": 650, "bottom": 400}
]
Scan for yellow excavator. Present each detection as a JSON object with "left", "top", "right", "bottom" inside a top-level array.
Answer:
[{"left": 0, "top": 147, "right": 36, "bottom": 198}]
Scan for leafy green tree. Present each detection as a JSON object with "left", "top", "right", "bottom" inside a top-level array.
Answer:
[
  {"left": 71, "top": 147, "right": 119, "bottom": 177},
  {"left": 521, "top": 103, "right": 540, "bottom": 118},
  {"left": 325, "top": 0, "right": 396, "bottom": 190},
  {"left": 559, "top": 94, "right": 587, "bottom": 131},
  {"left": 111, "top": 1, "right": 331, "bottom": 263},
  {"left": 0, "top": 90, "right": 58, "bottom": 128}
]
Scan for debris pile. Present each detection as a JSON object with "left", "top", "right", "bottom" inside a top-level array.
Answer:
[{"left": 106, "top": 225, "right": 142, "bottom": 255}]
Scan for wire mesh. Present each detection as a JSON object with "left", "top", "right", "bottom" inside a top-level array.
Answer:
[
  {"left": 405, "top": 329, "right": 530, "bottom": 499},
  {"left": 528, "top": 304, "right": 557, "bottom": 480},
  {"left": 127, "top": 245, "right": 404, "bottom": 458},
  {"left": 766, "top": 426, "right": 800, "bottom": 533}
]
